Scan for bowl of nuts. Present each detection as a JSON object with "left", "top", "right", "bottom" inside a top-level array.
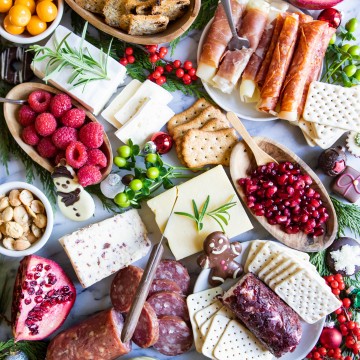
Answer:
[{"left": 0, "top": 182, "right": 53, "bottom": 257}]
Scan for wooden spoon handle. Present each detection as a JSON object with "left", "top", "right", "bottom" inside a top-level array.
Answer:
[{"left": 226, "top": 112, "right": 277, "bottom": 166}]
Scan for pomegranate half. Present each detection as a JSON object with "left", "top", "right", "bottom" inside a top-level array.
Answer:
[
  {"left": 11, "top": 255, "right": 76, "bottom": 341},
  {"left": 288, "top": 0, "right": 343, "bottom": 10}
]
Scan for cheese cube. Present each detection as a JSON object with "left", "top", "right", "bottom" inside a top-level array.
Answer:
[
  {"left": 31, "top": 26, "right": 127, "bottom": 115},
  {"left": 59, "top": 210, "right": 151, "bottom": 288},
  {"left": 147, "top": 166, "right": 253, "bottom": 260},
  {"left": 114, "top": 98, "right": 174, "bottom": 146}
]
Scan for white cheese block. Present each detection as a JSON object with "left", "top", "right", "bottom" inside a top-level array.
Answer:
[
  {"left": 59, "top": 209, "right": 151, "bottom": 288},
  {"left": 114, "top": 79, "right": 173, "bottom": 125},
  {"left": 147, "top": 165, "right": 253, "bottom": 260},
  {"left": 101, "top": 79, "right": 141, "bottom": 128},
  {"left": 114, "top": 98, "right": 175, "bottom": 146},
  {"left": 31, "top": 25, "right": 127, "bottom": 115}
]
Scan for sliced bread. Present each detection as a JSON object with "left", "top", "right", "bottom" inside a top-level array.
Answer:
[
  {"left": 103, "top": 0, "right": 127, "bottom": 27},
  {"left": 122, "top": 14, "right": 169, "bottom": 35},
  {"left": 74, "top": 0, "right": 106, "bottom": 13},
  {"left": 152, "top": 0, "right": 189, "bottom": 20}
]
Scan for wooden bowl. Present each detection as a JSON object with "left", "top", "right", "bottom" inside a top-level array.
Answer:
[
  {"left": 230, "top": 137, "right": 337, "bottom": 252},
  {"left": 65, "top": 0, "right": 200, "bottom": 45},
  {"left": 4, "top": 82, "right": 113, "bottom": 184}
]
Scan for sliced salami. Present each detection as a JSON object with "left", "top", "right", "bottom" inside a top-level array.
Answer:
[
  {"left": 147, "top": 291, "right": 190, "bottom": 322},
  {"left": 154, "top": 315, "right": 193, "bottom": 356},
  {"left": 110, "top": 265, "right": 143, "bottom": 313},
  {"left": 155, "top": 259, "right": 190, "bottom": 294},
  {"left": 148, "top": 279, "right": 182, "bottom": 298}
]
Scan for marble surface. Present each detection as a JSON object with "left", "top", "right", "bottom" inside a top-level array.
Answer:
[{"left": 1, "top": 1, "right": 360, "bottom": 359}]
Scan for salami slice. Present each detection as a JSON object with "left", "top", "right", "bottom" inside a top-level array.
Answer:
[
  {"left": 46, "top": 308, "right": 131, "bottom": 360},
  {"left": 155, "top": 259, "right": 190, "bottom": 294},
  {"left": 154, "top": 315, "right": 193, "bottom": 356},
  {"left": 148, "top": 279, "right": 182, "bottom": 298},
  {"left": 132, "top": 302, "right": 159, "bottom": 348},
  {"left": 147, "top": 291, "right": 190, "bottom": 322},
  {"left": 110, "top": 265, "right": 143, "bottom": 313}
]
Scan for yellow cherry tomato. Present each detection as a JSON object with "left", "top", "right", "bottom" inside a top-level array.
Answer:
[
  {"left": 26, "top": 14, "right": 46, "bottom": 34},
  {"left": 0, "top": 0, "right": 12, "bottom": 13},
  {"left": 36, "top": 0, "right": 57, "bottom": 22},
  {"left": 3, "top": 14, "right": 25, "bottom": 34},
  {"left": 15, "top": 0, "right": 35, "bottom": 13},
  {"left": 8, "top": 4, "right": 31, "bottom": 26}
]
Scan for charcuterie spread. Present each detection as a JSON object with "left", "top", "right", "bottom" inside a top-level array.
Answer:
[{"left": 1, "top": 1, "right": 360, "bottom": 360}]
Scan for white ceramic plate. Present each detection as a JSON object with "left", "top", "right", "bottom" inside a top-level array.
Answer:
[
  {"left": 196, "top": 4, "right": 301, "bottom": 121},
  {"left": 193, "top": 240, "right": 325, "bottom": 360}
]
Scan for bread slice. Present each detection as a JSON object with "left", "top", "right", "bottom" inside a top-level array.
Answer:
[
  {"left": 120, "top": 14, "right": 169, "bottom": 35},
  {"left": 74, "top": 0, "right": 105, "bottom": 13},
  {"left": 152, "top": 0, "right": 189, "bottom": 20},
  {"left": 125, "top": 0, "right": 150, "bottom": 13},
  {"left": 135, "top": 0, "right": 158, "bottom": 15},
  {"left": 103, "top": 0, "right": 126, "bottom": 27},
  {"left": 119, "top": 14, "right": 131, "bottom": 31}
]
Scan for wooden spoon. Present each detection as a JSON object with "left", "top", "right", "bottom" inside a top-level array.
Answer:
[
  {"left": 3, "top": 82, "right": 112, "bottom": 182},
  {"left": 226, "top": 111, "right": 277, "bottom": 166}
]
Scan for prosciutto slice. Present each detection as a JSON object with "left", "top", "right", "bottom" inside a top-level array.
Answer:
[{"left": 278, "top": 20, "right": 329, "bottom": 121}]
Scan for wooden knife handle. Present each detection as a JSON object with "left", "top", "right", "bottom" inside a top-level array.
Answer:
[{"left": 121, "top": 242, "right": 164, "bottom": 343}]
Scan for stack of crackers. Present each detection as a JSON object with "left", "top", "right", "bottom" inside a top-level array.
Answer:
[{"left": 167, "top": 99, "right": 238, "bottom": 168}]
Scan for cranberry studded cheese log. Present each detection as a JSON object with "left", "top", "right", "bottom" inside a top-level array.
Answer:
[
  {"left": 197, "top": 0, "right": 249, "bottom": 83},
  {"left": 46, "top": 308, "right": 131, "bottom": 360},
  {"left": 212, "top": 0, "right": 270, "bottom": 94},
  {"left": 222, "top": 273, "right": 302, "bottom": 357}
]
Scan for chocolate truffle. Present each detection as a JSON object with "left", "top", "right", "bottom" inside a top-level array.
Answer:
[
  {"left": 332, "top": 166, "right": 360, "bottom": 203},
  {"left": 318, "top": 146, "right": 347, "bottom": 176}
]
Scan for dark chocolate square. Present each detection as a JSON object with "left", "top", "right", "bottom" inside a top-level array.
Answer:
[{"left": 332, "top": 166, "right": 360, "bottom": 203}]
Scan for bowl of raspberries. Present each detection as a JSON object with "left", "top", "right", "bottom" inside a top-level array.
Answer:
[{"left": 3, "top": 83, "right": 113, "bottom": 187}]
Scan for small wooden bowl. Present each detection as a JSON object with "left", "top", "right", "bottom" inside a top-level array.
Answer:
[
  {"left": 4, "top": 82, "right": 113, "bottom": 184},
  {"left": 230, "top": 137, "right": 337, "bottom": 252},
  {"left": 65, "top": 0, "right": 200, "bottom": 45}
]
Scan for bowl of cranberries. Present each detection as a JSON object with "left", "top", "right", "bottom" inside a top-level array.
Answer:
[
  {"left": 230, "top": 137, "right": 337, "bottom": 252},
  {"left": 3, "top": 82, "right": 113, "bottom": 187}
]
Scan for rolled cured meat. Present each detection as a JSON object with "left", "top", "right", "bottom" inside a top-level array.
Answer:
[
  {"left": 212, "top": 0, "right": 270, "bottom": 93},
  {"left": 278, "top": 20, "right": 329, "bottom": 121},
  {"left": 239, "top": 1, "right": 289, "bottom": 102},
  {"left": 257, "top": 13, "right": 300, "bottom": 113},
  {"left": 196, "top": 0, "right": 249, "bottom": 83},
  {"left": 222, "top": 273, "right": 302, "bottom": 358},
  {"left": 46, "top": 308, "right": 131, "bottom": 360}
]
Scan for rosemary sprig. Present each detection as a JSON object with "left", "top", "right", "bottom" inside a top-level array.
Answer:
[{"left": 175, "top": 195, "right": 237, "bottom": 232}]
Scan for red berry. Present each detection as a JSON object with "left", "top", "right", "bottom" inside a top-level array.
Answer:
[
  {"left": 312, "top": 352, "right": 320, "bottom": 359},
  {"left": 79, "top": 122, "right": 104, "bottom": 149},
  {"left": 173, "top": 60, "right": 181, "bottom": 68},
  {"left": 86, "top": 149, "right": 107, "bottom": 168},
  {"left": 37, "top": 137, "right": 57, "bottom": 158},
  {"left": 328, "top": 349, "right": 335, "bottom": 357},
  {"left": 176, "top": 68, "right": 184, "bottom": 78},
  {"left": 125, "top": 47, "right": 133, "bottom": 55},
  {"left": 152, "top": 71, "right": 161, "bottom": 79},
  {"left": 191, "top": 75, "right": 198, "bottom": 81},
  {"left": 127, "top": 55, "right": 135, "bottom": 64},
  {"left": 28, "top": 90, "right": 52, "bottom": 113},
  {"left": 22, "top": 125, "right": 40, "bottom": 146},
  {"left": 35, "top": 113, "right": 57, "bottom": 136},
  {"left": 61, "top": 108, "right": 86, "bottom": 128},
  {"left": 327, "top": 275, "right": 335, "bottom": 282},
  {"left": 331, "top": 281, "right": 339, "bottom": 289},
  {"left": 183, "top": 79, "right": 192, "bottom": 85},
  {"left": 338, "top": 281, "right": 345, "bottom": 290},
  {"left": 338, "top": 315, "right": 347, "bottom": 323},
  {"left": 187, "top": 68, "right": 196, "bottom": 76},
  {"left": 343, "top": 298, "right": 351, "bottom": 308},
  {"left": 158, "top": 52, "right": 166, "bottom": 59},
  {"left": 65, "top": 141, "right": 88, "bottom": 169},
  {"left": 149, "top": 54, "right": 159, "bottom": 63},
  {"left": 183, "top": 74, "right": 191, "bottom": 82},
  {"left": 335, "top": 274, "right": 343, "bottom": 282},
  {"left": 52, "top": 127, "right": 78, "bottom": 150},
  {"left": 333, "top": 288, "right": 341, "bottom": 296},
  {"left": 18, "top": 105, "right": 37, "bottom": 126},
  {"left": 346, "top": 336, "right": 356, "bottom": 348},
  {"left": 340, "top": 324, "right": 349, "bottom": 335},
  {"left": 156, "top": 66, "right": 164, "bottom": 74},
  {"left": 353, "top": 343, "right": 360, "bottom": 354},
  {"left": 348, "top": 321, "right": 356, "bottom": 330},
  {"left": 159, "top": 46, "right": 167, "bottom": 55},
  {"left": 147, "top": 45, "right": 158, "bottom": 54},
  {"left": 335, "top": 308, "right": 343, "bottom": 315},
  {"left": 50, "top": 93, "right": 72, "bottom": 118},
  {"left": 345, "top": 357, "right": 352, "bottom": 360},
  {"left": 165, "top": 64, "right": 173, "bottom": 72},
  {"left": 156, "top": 76, "right": 166, "bottom": 85},
  {"left": 119, "top": 57, "right": 128, "bottom": 66},
  {"left": 77, "top": 165, "right": 102, "bottom": 187},
  {"left": 318, "top": 347, "right": 327, "bottom": 356},
  {"left": 183, "top": 61, "right": 192, "bottom": 70}
]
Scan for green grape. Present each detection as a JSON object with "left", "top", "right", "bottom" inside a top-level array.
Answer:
[
  {"left": 345, "top": 18, "right": 358, "bottom": 33},
  {"left": 114, "top": 156, "right": 127, "bottom": 168},
  {"left": 114, "top": 192, "right": 130, "bottom": 208},
  {"left": 129, "top": 179, "right": 143, "bottom": 191},
  {"left": 146, "top": 167, "right": 160, "bottom": 179},
  {"left": 117, "top": 145, "right": 132, "bottom": 158}
]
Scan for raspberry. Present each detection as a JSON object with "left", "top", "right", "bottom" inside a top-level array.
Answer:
[
  {"left": 28, "top": 90, "right": 52, "bottom": 113},
  {"left": 54, "top": 151, "right": 66, "bottom": 165},
  {"left": 79, "top": 122, "right": 103, "bottom": 149},
  {"left": 35, "top": 113, "right": 57, "bottom": 136},
  {"left": 77, "top": 165, "right": 102, "bottom": 187},
  {"left": 65, "top": 141, "right": 88, "bottom": 169},
  {"left": 18, "top": 105, "right": 37, "bottom": 126},
  {"left": 61, "top": 108, "right": 86, "bottom": 128},
  {"left": 37, "top": 137, "right": 57, "bottom": 158},
  {"left": 50, "top": 93, "right": 72, "bottom": 118},
  {"left": 22, "top": 125, "right": 40, "bottom": 146},
  {"left": 86, "top": 149, "right": 107, "bottom": 168},
  {"left": 52, "top": 127, "right": 78, "bottom": 150}
]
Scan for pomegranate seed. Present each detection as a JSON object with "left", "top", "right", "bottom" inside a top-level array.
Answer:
[
  {"left": 286, "top": 186, "right": 295, "bottom": 196},
  {"left": 36, "top": 264, "right": 43, "bottom": 272},
  {"left": 35, "top": 289, "right": 43, "bottom": 295},
  {"left": 305, "top": 188, "right": 315, "bottom": 197},
  {"left": 288, "top": 174, "right": 297, "bottom": 184},
  {"left": 22, "top": 281, "right": 28, "bottom": 290},
  {"left": 292, "top": 205, "right": 301, "bottom": 214},
  {"left": 265, "top": 186, "right": 277, "bottom": 198},
  {"left": 28, "top": 287, "right": 35, "bottom": 295},
  {"left": 277, "top": 174, "right": 288, "bottom": 185},
  {"left": 267, "top": 218, "right": 277, "bottom": 225},
  {"left": 300, "top": 214, "right": 309, "bottom": 223},
  {"left": 314, "top": 192, "right": 321, "bottom": 199},
  {"left": 255, "top": 209, "right": 265, "bottom": 216},
  {"left": 301, "top": 174, "right": 312, "bottom": 185},
  {"left": 26, "top": 273, "right": 33, "bottom": 280},
  {"left": 275, "top": 215, "right": 288, "bottom": 224},
  {"left": 25, "top": 318, "right": 34, "bottom": 326},
  {"left": 35, "top": 296, "right": 43, "bottom": 303},
  {"left": 44, "top": 265, "right": 51, "bottom": 271},
  {"left": 34, "top": 273, "right": 41, "bottom": 280},
  {"left": 313, "top": 227, "right": 325, "bottom": 236},
  {"left": 25, "top": 298, "right": 32, "bottom": 305}
]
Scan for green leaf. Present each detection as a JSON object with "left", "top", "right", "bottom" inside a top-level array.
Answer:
[
  {"left": 159, "top": 166, "right": 168, "bottom": 176},
  {"left": 141, "top": 187, "right": 150, "bottom": 196},
  {"left": 132, "top": 145, "right": 140, "bottom": 156},
  {"left": 174, "top": 212, "right": 198, "bottom": 222},
  {"left": 192, "top": 199, "right": 200, "bottom": 220},
  {"left": 200, "top": 195, "right": 210, "bottom": 221},
  {"left": 207, "top": 214, "right": 225, "bottom": 233},
  {"left": 163, "top": 178, "right": 174, "bottom": 190},
  {"left": 125, "top": 189, "right": 136, "bottom": 200}
]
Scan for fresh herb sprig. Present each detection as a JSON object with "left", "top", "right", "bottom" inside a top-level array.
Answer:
[{"left": 175, "top": 195, "right": 237, "bottom": 232}]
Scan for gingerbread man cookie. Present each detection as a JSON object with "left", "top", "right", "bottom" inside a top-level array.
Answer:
[{"left": 197, "top": 231, "right": 243, "bottom": 287}]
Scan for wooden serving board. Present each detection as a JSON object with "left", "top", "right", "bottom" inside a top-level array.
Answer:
[
  {"left": 230, "top": 137, "right": 337, "bottom": 252},
  {"left": 4, "top": 82, "right": 113, "bottom": 182}
]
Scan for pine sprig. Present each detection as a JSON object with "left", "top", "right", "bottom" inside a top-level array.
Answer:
[{"left": 309, "top": 250, "right": 331, "bottom": 277}]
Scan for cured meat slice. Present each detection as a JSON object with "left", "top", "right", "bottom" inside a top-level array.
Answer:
[
  {"left": 110, "top": 265, "right": 143, "bottom": 313},
  {"left": 222, "top": 273, "right": 302, "bottom": 357},
  {"left": 154, "top": 315, "right": 193, "bottom": 356},
  {"left": 46, "top": 308, "right": 131, "bottom": 360},
  {"left": 147, "top": 291, "right": 190, "bottom": 322},
  {"left": 132, "top": 302, "right": 159, "bottom": 348},
  {"left": 155, "top": 259, "right": 190, "bottom": 294},
  {"left": 148, "top": 279, "right": 182, "bottom": 298}
]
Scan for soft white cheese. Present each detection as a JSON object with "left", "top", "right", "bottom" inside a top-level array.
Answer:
[
  {"left": 31, "top": 25, "right": 127, "bottom": 115},
  {"left": 59, "top": 210, "right": 151, "bottom": 288},
  {"left": 331, "top": 244, "right": 360, "bottom": 275}
]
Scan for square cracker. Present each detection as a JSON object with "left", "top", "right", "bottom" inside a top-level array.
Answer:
[
  {"left": 244, "top": 240, "right": 266, "bottom": 272},
  {"left": 200, "top": 306, "right": 234, "bottom": 337},
  {"left": 268, "top": 263, "right": 299, "bottom": 289},
  {"left": 195, "top": 300, "right": 222, "bottom": 329}
]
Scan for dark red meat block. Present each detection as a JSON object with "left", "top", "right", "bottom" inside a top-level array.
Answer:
[
  {"left": 132, "top": 302, "right": 159, "bottom": 348},
  {"left": 148, "top": 279, "right": 182, "bottom": 298},
  {"left": 154, "top": 315, "right": 193, "bottom": 356},
  {"left": 110, "top": 265, "right": 143, "bottom": 313},
  {"left": 155, "top": 259, "right": 190, "bottom": 294},
  {"left": 147, "top": 291, "right": 190, "bottom": 322},
  {"left": 46, "top": 308, "right": 131, "bottom": 360},
  {"left": 222, "top": 273, "right": 302, "bottom": 358}
]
